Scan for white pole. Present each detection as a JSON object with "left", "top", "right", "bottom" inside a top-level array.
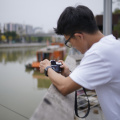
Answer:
[{"left": 103, "top": 0, "right": 112, "bottom": 35}]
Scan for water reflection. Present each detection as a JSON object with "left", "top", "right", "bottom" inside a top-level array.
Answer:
[
  {"left": 0, "top": 47, "right": 38, "bottom": 64},
  {"left": 0, "top": 47, "right": 51, "bottom": 89},
  {"left": 26, "top": 69, "right": 52, "bottom": 88},
  {"left": 0, "top": 47, "right": 52, "bottom": 119}
]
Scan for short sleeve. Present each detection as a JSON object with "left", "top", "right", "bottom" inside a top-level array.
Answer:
[{"left": 69, "top": 52, "right": 111, "bottom": 90}]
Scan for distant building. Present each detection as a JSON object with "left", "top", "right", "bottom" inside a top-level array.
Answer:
[
  {"left": 26, "top": 25, "right": 34, "bottom": 35},
  {"left": 34, "top": 27, "right": 44, "bottom": 34},
  {"left": 15, "top": 24, "right": 23, "bottom": 35},
  {"left": 0, "top": 23, "right": 4, "bottom": 33},
  {"left": 4, "top": 23, "right": 16, "bottom": 32},
  {"left": 4, "top": 23, "right": 34, "bottom": 35},
  {"left": 0, "top": 23, "right": 1, "bottom": 32},
  {"left": 95, "top": 14, "right": 120, "bottom": 38}
]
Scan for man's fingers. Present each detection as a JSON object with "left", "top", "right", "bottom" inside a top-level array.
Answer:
[
  {"left": 58, "top": 60, "right": 63, "bottom": 62},
  {"left": 58, "top": 60, "right": 65, "bottom": 66},
  {"left": 60, "top": 65, "right": 64, "bottom": 68}
]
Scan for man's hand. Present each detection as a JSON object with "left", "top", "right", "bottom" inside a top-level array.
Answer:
[
  {"left": 40, "top": 59, "right": 51, "bottom": 73},
  {"left": 58, "top": 60, "right": 71, "bottom": 77}
]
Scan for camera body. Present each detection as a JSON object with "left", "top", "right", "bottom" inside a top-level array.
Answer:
[{"left": 51, "top": 60, "right": 62, "bottom": 73}]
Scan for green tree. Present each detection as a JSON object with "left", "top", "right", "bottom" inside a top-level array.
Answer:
[
  {"left": 4, "top": 31, "right": 18, "bottom": 43},
  {"left": 114, "top": 20, "right": 120, "bottom": 37},
  {"left": 1, "top": 35, "right": 7, "bottom": 42},
  {"left": 113, "top": 8, "right": 120, "bottom": 14},
  {"left": 113, "top": 8, "right": 120, "bottom": 38}
]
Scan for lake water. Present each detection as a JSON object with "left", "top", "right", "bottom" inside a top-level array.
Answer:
[{"left": 0, "top": 47, "right": 51, "bottom": 120}]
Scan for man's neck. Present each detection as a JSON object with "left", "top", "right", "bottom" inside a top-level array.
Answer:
[{"left": 85, "top": 31, "right": 104, "bottom": 49}]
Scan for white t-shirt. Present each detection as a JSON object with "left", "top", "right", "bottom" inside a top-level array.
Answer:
[{"left": 70, "top": 35, "right": 120, "bottom": 120}]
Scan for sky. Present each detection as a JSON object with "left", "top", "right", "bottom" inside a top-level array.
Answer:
[{"left": 0, "top": 0, "right": 119, "bottom": 33}]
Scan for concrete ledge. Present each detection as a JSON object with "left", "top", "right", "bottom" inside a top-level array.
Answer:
[
  {"left": 30, "top": 54, "right": 104, "bottom": 120},
  {"left": 30, "top": 84, "right": 75, "bottom": 120},
  {"left": 30, "top": 55, "right": 82, "bottom": 120}
]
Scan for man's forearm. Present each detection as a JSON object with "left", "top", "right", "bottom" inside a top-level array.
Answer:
[
  {"left": 46, "top": 67, "right": 81, "bottom": 96},
  {"left": 47, "top": 68, "right": 67, "bottom": 92}
]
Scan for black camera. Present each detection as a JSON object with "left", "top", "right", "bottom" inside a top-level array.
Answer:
[{"left": 51, "top": 60, "right": 62, "bottom": 73}]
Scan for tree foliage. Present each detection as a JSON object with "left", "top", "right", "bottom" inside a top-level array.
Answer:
[
  {"left": 113, "top": 8, "right": 120, "bottom": 14},
  {"left": 3, "top": 31, "right": 18, "bottom": 43},
  {"left": 1, "top": 31, "right": 52, "bottom": 43},
  {"left": 1, "top": 35, "right": 7, "bottom": 41},
  {"left": 113, "top": 8, "right": 120, "bottom": 38},
  {"left": 114, "top": 20, "right": 120, "bottom": 37}
]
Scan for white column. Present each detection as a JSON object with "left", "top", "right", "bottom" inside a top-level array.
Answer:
[{"left": 103, "top": 0, "right": 112, "bottom": 35}]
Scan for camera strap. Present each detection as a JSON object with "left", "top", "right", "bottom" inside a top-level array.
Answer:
[{"left": 74, "top": 87, "right": 90, "bottom": 118}]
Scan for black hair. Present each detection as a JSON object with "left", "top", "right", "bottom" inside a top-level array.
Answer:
[{"left": 54, "top": 5, "right": 98, "bottom": 35}]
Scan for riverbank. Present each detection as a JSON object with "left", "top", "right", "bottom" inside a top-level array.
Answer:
[{"left": 0, "top": 43, "right": 46, "bottom": 48}]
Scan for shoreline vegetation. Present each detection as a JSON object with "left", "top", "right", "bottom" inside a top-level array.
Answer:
[{"left": 0, "top": 43, "right": 46, "bottom": 48}]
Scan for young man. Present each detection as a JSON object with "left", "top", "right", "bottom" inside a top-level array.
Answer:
[{"left": 40, "top": 5, "right": 120, "bottom": 120}]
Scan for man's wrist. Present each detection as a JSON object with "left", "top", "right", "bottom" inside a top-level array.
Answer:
[{"left": 44, "top": 66, "right": 52, "bottom": 76}]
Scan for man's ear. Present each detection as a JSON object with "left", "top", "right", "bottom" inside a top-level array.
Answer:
[{"left": 74, "top": 33, "right": 83, "bottom": 40}]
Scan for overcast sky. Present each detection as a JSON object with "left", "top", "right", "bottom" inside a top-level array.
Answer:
[{"left": 0, "top": 0, "right": 119, "bottom": 32}]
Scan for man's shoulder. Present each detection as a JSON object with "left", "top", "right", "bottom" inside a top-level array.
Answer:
[{"left": 86, "top": 35, "right": 119, "bottom": 55}]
